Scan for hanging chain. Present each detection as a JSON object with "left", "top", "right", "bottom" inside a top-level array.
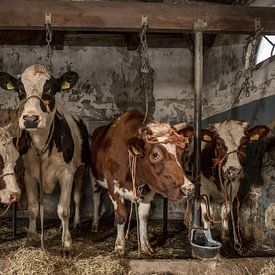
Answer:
[
  {"left": 45, "top": 12, "right": 53, "bottom": 73},
  {"left": 139, "top": 15, "right": 152, "bottom": 123},
  {"left": 233, "top": 27, "right": 263, "bottom": 106}
]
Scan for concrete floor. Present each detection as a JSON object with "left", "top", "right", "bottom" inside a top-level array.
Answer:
[{"left": 127, "top": 257, "right": 275, "bottom": 275}]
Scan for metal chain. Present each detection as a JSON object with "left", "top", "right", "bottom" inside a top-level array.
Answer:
[
  {"left": 139, "top": 16, "right": 152, "bottom": 123},
  {"left": 45, "top": 13, "right": 53, "bottom": 73},
  {"left": 233, "top": 27, "right": 263, "bottom": 106}
]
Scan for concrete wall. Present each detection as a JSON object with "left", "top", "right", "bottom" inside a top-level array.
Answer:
[{"left": 0, "top": 45, "right": 193, "bottom": 124}]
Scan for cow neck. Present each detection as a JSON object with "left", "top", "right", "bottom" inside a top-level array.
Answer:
[{"left": 29, "top": 118, "right": 55, "bottom": 157}]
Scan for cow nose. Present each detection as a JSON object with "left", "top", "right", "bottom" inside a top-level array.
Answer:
[
  {"left": 10, "top": 192, "right": 21, "bottom": 202},
  {"left": 226, "top": 167, "right": 240, "bottom": 178},
  {"left": 180, "top": 177, "right": 195, "bottom": 198},
  {"left": 23, "top": 115, "right": 40, "bottom": 128}
]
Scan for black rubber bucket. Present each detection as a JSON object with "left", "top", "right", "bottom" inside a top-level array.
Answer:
[{"left": 190, "top": 228, "right": 222, "bottom": 258}]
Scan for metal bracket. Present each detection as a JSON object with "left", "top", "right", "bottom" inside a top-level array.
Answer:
[
  {"left": 194, "top": 19, "right": 207, "bottom": 31},
  {"left": 45, "top": 12, "right": 52, "bottom": 25},
  {"left": 255, "top": 18, "right": 261, "bottom": 32},
  {"left": 142, "top": 15, "right": 148, "bottom": 27}
]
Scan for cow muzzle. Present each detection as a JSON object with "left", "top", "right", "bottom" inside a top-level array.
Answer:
[
  {"left": 225, "top": 166, "right": 242, "bottom": 180},
  {"left": 23, "top": 115, "right": 40, "bottom": 128},
  {"left": 180, "top": 176, "right": 195, "bottom": 198}
]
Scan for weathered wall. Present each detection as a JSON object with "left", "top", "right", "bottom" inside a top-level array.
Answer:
[{"left": 0, "top": 45, "right": 193, "bottom": 123}]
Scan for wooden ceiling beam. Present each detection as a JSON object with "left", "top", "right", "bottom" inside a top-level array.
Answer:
[{"left": 0, "top": 0, "right": 275, "bottom": 34}]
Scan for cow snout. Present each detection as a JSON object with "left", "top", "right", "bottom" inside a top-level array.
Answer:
[
  {"left": 225, "top": 166, "right": 241, "bottom": 179},
  {"left": 23, "top": 115, "right": 40, "bottom": 128},
  {"left": 10, "top": 192, "right": 21, "bottom": 202},
  {"left": 180, "top": 176, "right": 195, "bottom": 198}
]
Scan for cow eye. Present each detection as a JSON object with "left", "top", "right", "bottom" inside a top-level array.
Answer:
[{"left": 152, "top": 152, "right": 159, "bottom": 159}]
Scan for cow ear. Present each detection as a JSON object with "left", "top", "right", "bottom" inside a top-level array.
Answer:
[
  {"left": 247, "top": 125, "right": 270, "bottom": 142},
  {"left": 176, "top": 124, "right": 194, "bottom": 138},
  {"left": 201, "top": 129, "right": 214, "bottom": 142},
  {"left": 127, "top": 137, "right": 145, "bottom": 157},
  {"left": 0, "top": 72, "right": 17, "bottom": 91},
  {"left": 58, "top": 71, "right": 79, "bottom": 91}
]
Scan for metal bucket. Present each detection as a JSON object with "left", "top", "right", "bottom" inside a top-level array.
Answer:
[{"left": 190, "top": 228, "right": 222, "bottom": 258}]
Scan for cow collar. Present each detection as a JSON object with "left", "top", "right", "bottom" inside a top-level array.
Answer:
[{"left": 30, "top": 118, "right": 55, "bottom": 157}]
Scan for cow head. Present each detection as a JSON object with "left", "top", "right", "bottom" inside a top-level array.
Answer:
[
  {"left": 0, "top": 64, "right": 78, "bottom": 132},
  {"left": 0, "top": 128, "right": 21, "bottom": 204},
  {"left": 202, "top": 120, "right": 270, "bottom": 182},
  {"left": 128, "top": 122, "right": 194, "bottom": 201}
]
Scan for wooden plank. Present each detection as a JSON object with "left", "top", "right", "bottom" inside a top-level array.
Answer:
[{"left": 0, "top": 0, "right": 275, "bottom": 34}]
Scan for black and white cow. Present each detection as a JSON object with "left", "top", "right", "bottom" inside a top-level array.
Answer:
[
  {"left": 182, "top": 120, "right": 269, "bottom": 247},
  {"left": 0, "top": 64, "right": 90, "bottom": 251}
]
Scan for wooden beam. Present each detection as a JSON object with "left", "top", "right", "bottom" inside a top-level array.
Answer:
[{"left": 0, "top": 0, "right": 275, "bottom": 34}]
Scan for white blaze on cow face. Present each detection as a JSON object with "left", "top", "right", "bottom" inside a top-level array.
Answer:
[
  {"left": 0, "top": 131, "right": 21, "bottom": 204},
  {"left": 212, "top": 120, "right": 249, "bottom": 177},
  {"left": 19, "top": 65, "right": 53, "bottom": 131}
]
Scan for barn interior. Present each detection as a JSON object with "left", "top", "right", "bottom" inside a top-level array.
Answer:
[{"left": 0, "top": 0, "right": 275, "bottom": 274}]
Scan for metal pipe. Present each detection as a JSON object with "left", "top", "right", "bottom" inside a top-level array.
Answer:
[
  {"left": 12, "top": 203, "right": 17, "bottom": 238},
  {"left": 162, "top": 197, "right": 168, "bottom": 239},
  {"left": 193, "top": 30, "right": 203, "bottom": 228}
]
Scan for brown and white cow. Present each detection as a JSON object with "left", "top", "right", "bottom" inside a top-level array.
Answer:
[
  {"left": 0, "top": 126, "right": 21, "bottom": 206},
  {"left": 0, "top": 64, "right": 90, "bottom": 251},
  {"left": 182, "top": 120, "right": 269, "bottom": 247},
  {"left": 91, "top": 110, "right": 194, "bottom": 256}
]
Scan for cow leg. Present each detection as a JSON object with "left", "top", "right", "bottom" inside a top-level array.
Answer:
[
  {"left": 91, "top": 174, "right": 101, "bottom": 233},
  {"left": 58, "top": 171, "right": 73, "bottom": 251},
  {"left": 73, "top": 176, "right": 82, "bottom": 231},
  {"left": 109, "top": 195, "right": 127, "bottom": 256},
  {"left": 201, "top": 194, "right": 211, "bottom": 230},
  {"left": 221, "top": 202, "right": 231, "bottom": 241},
  {"left": 25, "top": 173, "right": 39, "bottom": 240},
  {"left": 138, "top": 191, "right": 155, "bottom": 254},
  {"left": 138, "top": 202, "right": 154, "bottom": 254}
]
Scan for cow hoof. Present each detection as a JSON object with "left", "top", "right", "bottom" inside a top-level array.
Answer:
[
  {"left": 115, "top": 247, "right": 125, "bottom": 257},
  {"left": 91, "top": 223, "right": 99, "bottom": 233},
  {"left": 27, "top": 232, "right": 40, "bottom": 246},
  {"left": 141, "top": 241, "right": 154, "bottom": 255},
  {"left": 73, "top": 223, "right": 81, "bottom": 233},
  {"left": 60, "top": 249, "right": 71, "bottom": 258},
  {"left": 115, "top": 243, "right": 125, "bottom": 257}
]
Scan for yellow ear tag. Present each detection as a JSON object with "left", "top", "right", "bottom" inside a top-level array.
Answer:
[
  {"left": 203, "top": 134, "right": 212, "bottom": 142},
  {"left": 131, "top": 145, "right": 140, "bottom": 156},
  {"left": 61, "top": 81, "right": 70, "bottom": 90},
  {"left": 6, "top": 82, "right": 15, "bottom": 90},
  {"left": 250, "top": 134, "right": 260, "bottom": 141}
]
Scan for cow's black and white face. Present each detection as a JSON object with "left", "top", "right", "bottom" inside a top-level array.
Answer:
[
  {"left": 0, "top": 64, "right": 78, "bottom": 132},
  {"left": 202, "top": 120, "right": 270, "bottom": 180}
]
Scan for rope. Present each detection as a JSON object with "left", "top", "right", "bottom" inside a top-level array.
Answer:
[
  {"left": 139, "top": 16, "right": 151, "bottom": 124},
  {"left": 212, "top": 149, "right": 245, "bottom": 250},
  {"left": 38, "top": 154, "right": 44, "bottom": 249},
  {"left": 125, "top": 151, "right": 141, "bottom": 254}
]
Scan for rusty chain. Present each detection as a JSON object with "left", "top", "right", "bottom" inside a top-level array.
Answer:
[
  {"left": 233, "top": 27, "right": 263, "bottom": 106},
  {"left": 45, "top": 12, "right": 53, "bottom": 73},
  {"left": 139, "top": 15, "right": 153, "bottom": 123}
]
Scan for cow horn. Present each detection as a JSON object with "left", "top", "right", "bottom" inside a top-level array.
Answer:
[{"left": 173, "top": 122, "right": 188, "bottom": 132}]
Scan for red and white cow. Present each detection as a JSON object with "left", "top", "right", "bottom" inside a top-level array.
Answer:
[
  {"left": 91, "top": 110, "right": 194, "bottom": 255},
  {"left": 0, "top": 64, "right": 90, "bottom": 251},
  {"left": 182, "top": 120, "right": 269, "bottom": 247},
  {"left": 0, "top": 126, "right": 21, "bottom": 206}
]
